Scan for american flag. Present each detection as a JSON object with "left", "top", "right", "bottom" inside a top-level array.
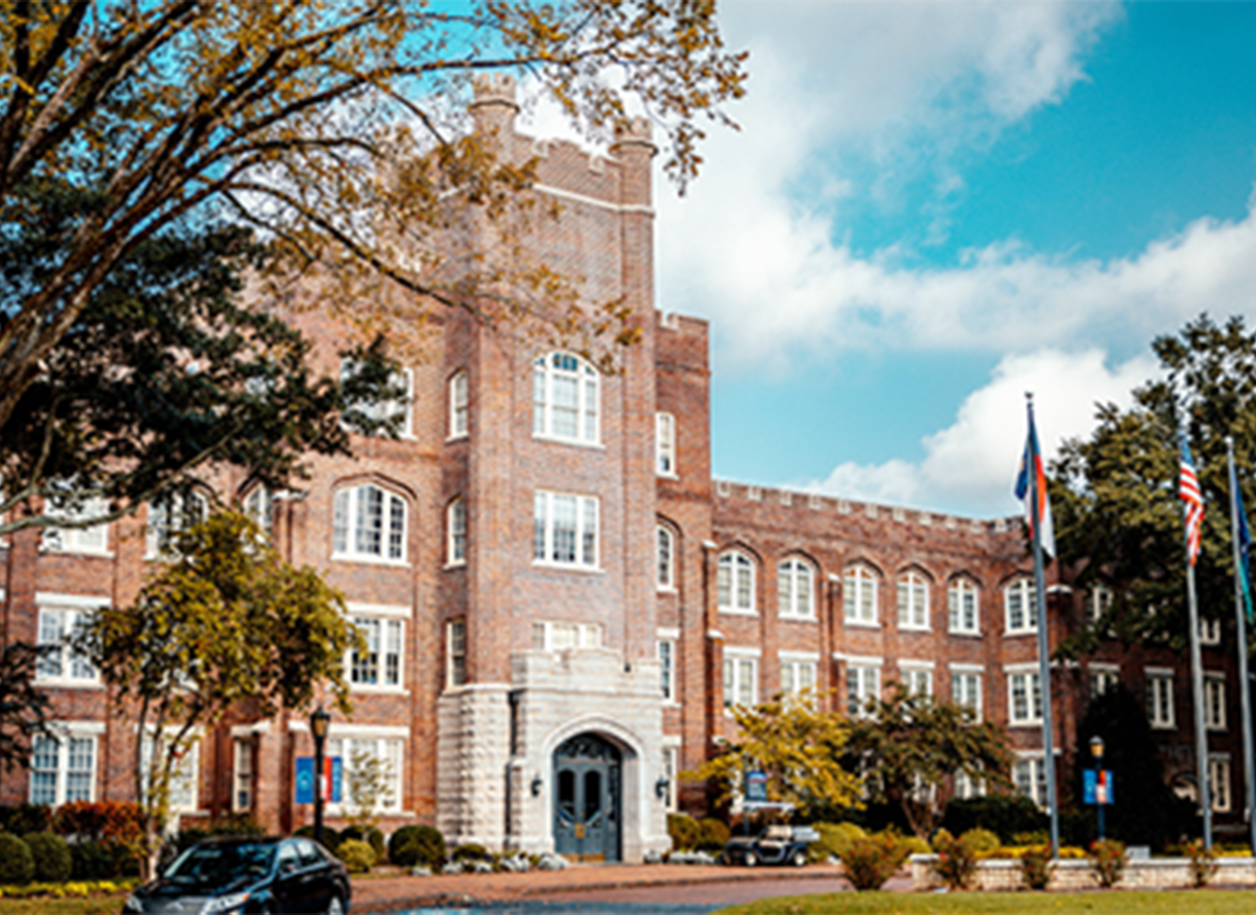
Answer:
[{"left": 1180, "top": 436, "right": 1205, "bottom": 566}]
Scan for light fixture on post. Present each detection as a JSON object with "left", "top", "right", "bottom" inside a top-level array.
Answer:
[
  {"left": 310, "top": 707, "right": 331, "bottom": 847},
  {"left": 655, "top": 775, "right": 670, "bottom": 801},
  {"left": 1090, "top": 735, "right": 1106, "bottom": 841},
  {"left": 531, "top": 775, "right": 543, "bottom": 797}
]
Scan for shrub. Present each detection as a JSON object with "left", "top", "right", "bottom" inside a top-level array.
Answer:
[
  {"left": 667, "top": 813, "right": 700, "bottom": 852},
  {"left": 942, "top": 796, "right": 1046, "bottom": 844},
  {"left": 959, "top": 827, "right": 1000, "bottom": 855},
  {"left": 0, "top": 805, "right": 52, "bottom": 837},
  {"left": 1088, "top": 838, "right": 1126, "bottom": 888},
  {"left": 1184, "top": 838, "right": 1219, "bottom": 888},
  {"left": 294, "top": 825, "right": 341, "bottom": 851},
  {"left": 452, "top": 842, "right": 490, "bottom": 862},
  {"left": 1020, "top": 845, "right": 1053, "bottom": 890},
  {"left": 0, "top": 833, "right": 35, "bottom": 884},
  {"left": 930, "top": 829, "right": 977, "bottom": 891},
  {"left": 697, "top": 818, "right": 731, "bottom": 852},
  {"left": 837, "top": 833, "right": 908, "bottom": 891},
  {"left": 897, "top": 835, "right": 930, "bottom": 857},
  {"left": 389, "top": 825, "right": 446, "bottom": 869},
  {"left": 815, "top": 822, "right": 867, "bottom": 859},
  {"left": 336, "top": 838, "right": 375, "bottom": 874},
  {"left": 52, "top": 801, "right": 143, "bottom": 846},
  {"left": 69, "top": 842, "right": 116, "bottom": 880},
  {"left": 21, "top": 832, "right": 72, "bottom": 883}
]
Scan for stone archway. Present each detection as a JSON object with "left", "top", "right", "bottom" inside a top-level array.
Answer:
[{"left": 552, "top": 733, "right": 622, "bottom": 862}]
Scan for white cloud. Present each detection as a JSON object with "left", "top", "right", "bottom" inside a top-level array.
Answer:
[{"left": 810, "top": 348, "right": 1157, "bottom": 516}]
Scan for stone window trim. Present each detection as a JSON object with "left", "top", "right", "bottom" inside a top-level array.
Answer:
[
  {"left": 332, "top": 483, "right": 409, "bottom": 565},
  {"left": 533, "top": 351, "right": 601, "bottom": 447},
  {"left": 446, "top": 497, "right": 467, "bottom": 568},
  {"left": 533, "top": 490, "right": 599, "bottom": 571},
  {"left": 777, "top": 556, "right": 817, "bottom": 621},
  {"left": 947, "top": 577, "right": 981, "bottom": 637},
  {"left": 1003, "top": 578, "right": 1038, "bottom": 636},
  {"left": 655, "top": 411, "right": 677, "bottom": 478},
  {"left": 29, "top": 721, "right": 105, "bottom": 807},
  {"left": 40, "top": 493, "right": 112, "bottom": 557},
  {"left": 896, "top": 569, "right": 931, "bottom": 631},
  {"left": 34, "top": 593, "right": 109, "bottom": 689},
  {"left": 843, "top": 564, "right": 880, "bottom": 628},
  {"left": 448, "top": 369, "right": 469, "bottom": 441},
  {"left": 717, "top": 549, "right": 757, "bottom": 616}
]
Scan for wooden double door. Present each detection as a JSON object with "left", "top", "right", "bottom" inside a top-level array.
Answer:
[{"left": 553, "top": 733, "right": 621, "bottom": 862}]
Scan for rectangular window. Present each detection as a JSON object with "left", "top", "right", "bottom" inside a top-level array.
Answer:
[
  {"left": 233, "top": 739, "right": 253, "bottom": 813},
  {"left": 1014, "top": 757, "right": 1048, "bottom": 808},
  {"left": 951, "top": 672, "right": 982, "bottom": 720},
  {"left": 1201, "top": 618, "right": 1221, "bottom": 645},
  {"left": 843, "top": 569, "right": 877, "bottom": 625},
  {"left": 1008, "top": 671, "right": 1043, "bottom": 725},
  {"left": 954, "top": 768, "right": 986, "bottom": 800},
  {"left": 847, "top": 664, "right": 880, "bottom": 718},
  {"left": 902, "top": 667, "right": 932, "bottom": 698},
  {"left": 659, "top": 639, "right": 675, "bottom": 701},
  {"left": 447, "top": 499, "right": 467, "bottom": 566},
  {"left": 781, "top": 657, "right": 817, "bottom": 697},
  {"left": 656, "top": 412, "right": 676, "bottom": 476},
  {"left": 723, "top": 653, "right": 758, "bottom": 709},
  {"left": 1210, "top": 756, "right": 1232, "bottom": 813},
  {"left": 1205, "top": 676, "right": 1226, "bottom": 730},
  {"left": 948, "top": 581, "right": 979, "bottom": 634},
  {"left": 141, "top": 733, "right": 198, "bottom": 813},
  {"left": 662, "top": 746, "right": 679, "bottom": 812},
  {"left": 30, "top": 733, "right": 97, "bottom": 806},
  {"left": 532, "top": 620, "right": 603, "bottom": 652},
  {"left": 1089, "top": 667, "right": 1119, "bottom": 698},
  {"left": 533, "top": 491, "right": 598, "bottom": 569},
  {"left": 447, "top": 619, "right": 467, "bottom": 688},
  {"left": 327, "top": 737, "right": 403, "bottom": 815},
  {"left": 35, "top": 606, "right": 99, "bottom": 685},
  {"left": 449, "top": 371, "right": 469, "bottom": 439},
  {"left": 146, "top": 491, "right": 208, "bottom": 558},
  {"left": 1146, "top": 671, "right": 1175, "bottom": 729},
  {"left": 657, "top": 527, "right": 675, "bottom": 590},
  {"left": 42, "top": 494, "right": 110, "bottom": 554},
  {"left": 897, "top": 574, "right": 929, "bottom": 629},
  {"left": 1090, "top": 586, "right": 1113, "bottom": 625},
  {"left": 1005, "top": 581, "right": 1038, "bottom": 634},
  {"left": 350, "top": 618, "right": 404, "bottom": 688}
]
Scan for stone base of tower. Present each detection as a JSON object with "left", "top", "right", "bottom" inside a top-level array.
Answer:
[{"left": 436, "top": 649, "right": 670, "bottom": 862}]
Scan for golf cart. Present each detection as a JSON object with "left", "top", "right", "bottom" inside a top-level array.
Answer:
[{"left": 721, "top": 824, "right": 819, "bottom": 867}]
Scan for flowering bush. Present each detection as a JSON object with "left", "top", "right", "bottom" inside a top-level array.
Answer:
[
  {"left": 1020, "top": 845, "right": 1053, "bottom": 890},
  {"left": 1087, "top": 838, "right": 1126, "bottom": 888},
  {"left": 1184, "top": 838, "right": 1219, "bottom": 888},
  {"left": 837, "top": 832, "right": 909, "bottom": 891},
  {"left": 930, "top": 829, "right": 977, "bottom": 891}
]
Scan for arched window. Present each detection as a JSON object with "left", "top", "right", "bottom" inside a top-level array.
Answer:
[
  {"left": 777, "top": 558, "right": 815, "bottom": 619},
  {"left": 948, "top": 578, "right": 979, "bottom": 634},
  {"left": 533, "top": 352, "right": 599, "bottom": 444},
  {"left": 717, "top": 551, "right": 755, "bottom": 614},
  {"left": 1004, "top": 579, "right": 1037, "bottom": 634},
  {"left": 448, "top": 370, "right": 469, "bottom": 439},
  {"left": 896, "top": 571, "right": 929, "bottom": 630},
  {"left": 657, "top": 526, "right": 675, "bottom": 590},
  {"left": 333, "top": 484, "right": 407, "bottom": 562},
  {"left": 843, "top": 566, "right": 877, "bottom": 625},
  {"left": 447, "top": 498, "right": 467, "bottom": 566}
]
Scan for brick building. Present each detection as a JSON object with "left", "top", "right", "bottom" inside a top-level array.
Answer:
[{"left": 0, "top": 76, "right": 1246, "bottom": 859}]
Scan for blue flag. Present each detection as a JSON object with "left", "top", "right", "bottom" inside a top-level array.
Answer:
[{"left": 1230, "top": 458, "right": 1254, "bottom": 624}]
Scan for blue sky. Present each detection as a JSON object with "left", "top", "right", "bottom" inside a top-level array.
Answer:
[{"left": 638, "top": 1, "right": 1256, "bottom": 518}]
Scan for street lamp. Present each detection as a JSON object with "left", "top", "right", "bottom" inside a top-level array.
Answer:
[
  {"left": 1090, "top": 735, "right": 1106, "bottom": 841},
  {"left": 311, "top": 707, "right": 331, "bottom": 846}
]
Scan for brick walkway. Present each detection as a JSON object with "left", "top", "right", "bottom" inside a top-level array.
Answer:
[{"left": 351, "top": 862, "right": 855, "bottom": 912}]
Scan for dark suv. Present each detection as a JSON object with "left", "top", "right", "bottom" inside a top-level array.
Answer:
[{"left": 123, "top": 836, "right": 352, "bottom": 915}]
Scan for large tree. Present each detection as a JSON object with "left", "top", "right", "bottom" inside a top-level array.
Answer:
[
  {"left": 1052, "top": 314, "right": 1256, "bottom": 653},
  {"left": 0, "top": 0, "right": 747, "bottom": 438},
  {"left": 74, "top": 509, "right": 360, "bottom": 878},
  {"left": 0, "top": 642, "right": 51, "bottom": 773},
  {"left": 845, "top": 684, "right": 1013, "bottom": 839}
]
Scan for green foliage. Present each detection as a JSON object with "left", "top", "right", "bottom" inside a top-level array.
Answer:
[
  {"left": 1183, "top": 839, "right": 1219, "bottom": 887},
  {"left": 813, "top": 822, "right": 867, "bottom": 860},
  {"left": 930, "top": 829, "right": 977, "bottom": 891},
  {"left": 388, "top": 825, "right": 446, "bottom": 869},
  {"left": 0, "top": 805, "right": 51, "bottom": 837},
  {"left": 1020, "top": 845, "right": 1054, "bottom": 890},
  {"left": 1088, "top": 838, "right": 1127, "bottom": 888},
  {"left": 335, "top": 838, "right": 375, "bottom": 874},
  {"left": 68, "top": 841, "right": 134, "bottom": 881},
  {"left": 451, "top": 843, "right": 490, "bottom": 862},
  {"left": 21, "top": 833, "right": 71, "bottom": 883},
  {"left": 941, "top": 795, "right": 1047, "bottom": 844},
  {"left": 667, "top": 813, "right": 701, "bottom": 852},
  {"left": 344, "top": 747, "right": 396, "bottom": 830},
  {"left": 959, "top": 828, "right": 1000, "bottom": 854},
  {"left": 897, "top": 835, "right": 930, "bottom": 856},
  {"left": 341, "top": 826, "right": 384, "bottom": 862},
  {"left": 294, "top": 826, "right": 341, "bottom": 852},
  {"left": 0, "top": 833, "right": 34, "bottom": 884},
  {"left": 845, "top": 684, "right": 1013, "bottom": 838},
  {"left": 0, "top": 646, "right": 52, "bottom": 774},
  {"left": 683, "top": 693, "right": 861, "bottom": 816},
  {"left": 836, "top": 832, "right": 909, "bottom": 891},
  {"left": 697, "top": 818, "right": 731, "bottom": 852}
]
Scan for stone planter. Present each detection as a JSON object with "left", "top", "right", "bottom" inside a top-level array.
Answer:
[{"left": 909, "top": 853, "right": 1256, "bottom": 891}]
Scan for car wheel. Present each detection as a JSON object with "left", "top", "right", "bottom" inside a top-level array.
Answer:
[
  {"left": 792, "top": 850, "right": 807, "bottom": 867},
  {"left": 327, "top": 893, "right": 346, "bottom": 915},
  {"left": 744, "top": 850, "right": 758, "bottom": 867}
]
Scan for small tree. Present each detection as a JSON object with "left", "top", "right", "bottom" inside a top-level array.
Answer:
[
  {"left": 76, "top": 510, "right": 359, "bottom": 878},
  {"left": 846, "top": 683, "right": 1013, "bottom": 839},
  {"left": 684, "top": 693, "right": 862, "bottom": 815},
  {"left": 345, "top": 747, "right": 395, "bottom": 832}
]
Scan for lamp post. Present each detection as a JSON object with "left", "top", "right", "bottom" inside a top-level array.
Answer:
[
  {"left": 311, "top": 707, "right": 331, "bottom": 846},
  {"left": 1090, "top": 735, "right": 1106, "bottom": 841}
]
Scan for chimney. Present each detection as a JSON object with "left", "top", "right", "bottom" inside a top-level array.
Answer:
[{"left": 470, "top": 73, "right": 519, "bottom": 142}]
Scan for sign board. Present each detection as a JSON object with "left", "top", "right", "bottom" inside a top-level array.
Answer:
[
  {"left": 295, "top": 757, "right": 343, "bottom": 805},
  {"left": 745, "top": 770, "right": 768, "bottom": 804},
  {"left": 1083, "top": 768, "right": 1113, "bottom": 806}
]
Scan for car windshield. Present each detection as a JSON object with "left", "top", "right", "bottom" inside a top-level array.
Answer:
[{"left": 164, "top": 843, "right": 275, "bottom": 885}]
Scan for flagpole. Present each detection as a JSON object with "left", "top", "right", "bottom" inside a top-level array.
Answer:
[
  {"left": 1183, "top": 431, "right": 1212, "bottom": 849},
  {"left": 1226, "top": 436, "right": 1256, "bottom": 853},
  {"left": 1026, "top": 393, "right": 1061, "bottom": 858}
]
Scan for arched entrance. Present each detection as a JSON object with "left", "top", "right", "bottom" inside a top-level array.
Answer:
[{"left": 553, "top": 733, "right": 621, "bottom": 862}]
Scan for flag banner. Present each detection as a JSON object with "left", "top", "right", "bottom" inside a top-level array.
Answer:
[
  {"left": 1230, "top": 456, "right": 1254, "bottom": 623},
  {"left": 1015, "top": 404, "right": 1056, "bottom": 557},
  {"left": 1181, "top": 435, "right": 1205, "bottom": 567}
]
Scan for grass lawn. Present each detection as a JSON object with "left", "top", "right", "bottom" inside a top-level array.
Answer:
[
  {"left": 718, "top": 889, "right": 1256, "bottom": 914},
  {"left": 0, "top": 893, "right": 130, "bottom": 915}
]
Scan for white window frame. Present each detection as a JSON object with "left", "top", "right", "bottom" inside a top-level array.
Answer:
[
  {"left": 657, "top": 526, "right": 676, "bottom": 591},
  {"left": 447, "top": 498, "right": 467, "bottom": 567},
  {"left": 662, "top": 741, "right": 681, "bottom": 812},
  {"left": 141, "top": 730, "right": 200, "bottom": 814},
  {"left": 533, "top": 352, "right": 600, "bottom": 446},
  {"left": 1201, "top": 617, "right": 1222, "bottom": 646},
  {"left": 1004, "top": 579, "right": 1038, "bottom": 635},
  {"left": 341, "top": 359, "right": 413, "bottom": 438},
  {"left": 948, "top": 578, "right": 980, "bottom": 635},
  {"left": 29, "top": 723, "right": 102, "bottom": 807},
  {"left": 658, "top": 635, "right": 677, "bottom": 702},
  {"left": 233, "top": 738, "right": 253, "bottom": 813},
  {"left": 954, "top": 767, "right": 986, "bottom": 800},
  {"left": 447, "top": 618, "right": 467, "bottom": 688},
  {"left": 950, "top": 666, "right": 983, "bottom": 721},
  {"left": 899, "top": 662, "right": 933, "bottom": 699},
  {"left": 448, "top": 370, "right": 469, "bottom": 440},
  {"left": 778, "top": 558, "right": 816, "bottom": 621},
  {"left": 1205, "top": 674, "right": 1226, "bottom": 731},
  {"left": 1088, "top": 664, "right": 1120, "bottom": 698},
  {"left": 332, "top": 484, "right": 407, "bottom": 564},
  {"left": 846, "top": 661, "right": 881, "bottom": 718},
  {"left": 145, "top": 490, "right": 209, "bottom": 559},
  {"left": 780, "top": 651, "right": 819, "bottom": 698},
  {"left": 532, "top": 620, "right": 603, "bottom": 651},
  {"left": 242, "top": 486, "right": 275, "bottom": 541},
  {"left": 348, "top": 616, "right": 405, "bottom": 692},
  {"left": 41, "top": 494, "right": 110, "bottom": 555},
  {"left": 843, "top": 566, "right": 878, "bottom": 627},
  {"left": 326, "top": 733, "right": 403, "bottom": 816},
  {"left": 655, "top": 412, "right": 677, "bottom": 477},
  {"left": 1007, "top": 667, "right": 1043, "bottom": 726},
  {"left": 1090, "top": 585, "right": 1114, "bottom": 625},
  {"left": 1146, "top": 668, "right": 1176, "bottom": 729},
  {"left": 533, "top": 490, "right": 599, "bottom": 570},
  {"left": 1210, "top": 755, "right": 1232, "bottom": 813},
  {"left": 897, "top": 571, "right": 930, "bottom": 631},
  {"left": 717, "top": 550, "right": 756, "bottom": 615},
  {"left": 1014, "top": 754, "right": 1048, "bottom": 808},
  {"left": 34, "top": 595, "right": 107, "bottom": 687},
  {"left": 723, "top": 647, "right": 760, "bottom": 711}
]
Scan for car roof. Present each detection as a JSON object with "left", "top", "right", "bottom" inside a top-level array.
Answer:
[{"left": 194, "top": 836, "right": 285, "bottom": 846}]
